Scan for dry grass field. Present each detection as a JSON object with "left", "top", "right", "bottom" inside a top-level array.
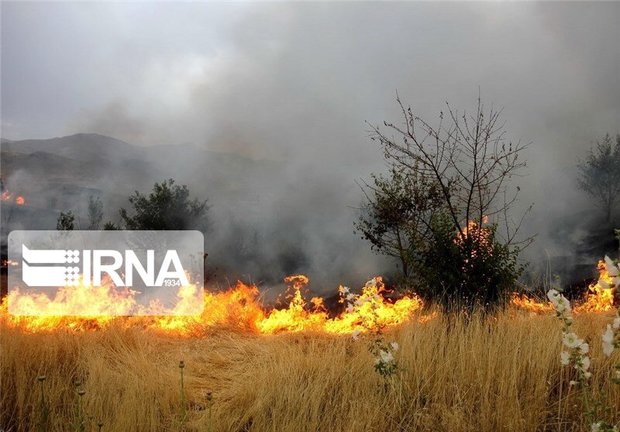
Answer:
[{"left": 1, "top": 309, "right": 619, "bottom": 432}]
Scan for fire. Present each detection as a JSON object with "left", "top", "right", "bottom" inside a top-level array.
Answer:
[
  {"left": 510, "top": 293, "right": 555, "bottom": 314},
  {"left": 2, "top": 252, "right": 616, "bottom": 333},
  {"left": 0, "top": 189, "right": 25, "bottom": 205},
  {"left": 510, "top": 257, "right": 617, "bottom": 313},
  {"left": 1, "top": 275, "right": 424, "bottom": 335},
  {"left": 457, "top": 217, "right": 489, "bottom": 240},
  {"left": 4, "top": 275, "right": 204, "bottom": 332},
  {"left": 575, "top": 259, "right": 616, "bottom": 312},
  {"left": 454, "top": 217, "right": 492, "bottom": 260},
  {"left": 256, "top": 276, "right": 423, "bottom": 334}
]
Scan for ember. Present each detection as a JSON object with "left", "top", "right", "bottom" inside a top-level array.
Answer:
[{"left": 0, "top": 189, "right": 25, "bottom": 205}]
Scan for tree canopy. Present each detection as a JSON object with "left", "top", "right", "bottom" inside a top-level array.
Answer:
[
  {"left": 577, "top": 134, "right": 620, "bottom": 223},
  {"left": 119, "top": 179, "right": 210, "bottom": 232}
]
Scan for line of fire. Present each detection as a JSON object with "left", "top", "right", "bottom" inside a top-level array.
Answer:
[{"left": 0, "top": 175, "right": 617, "bottom": 334}]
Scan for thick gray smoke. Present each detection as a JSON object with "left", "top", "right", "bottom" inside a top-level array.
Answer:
[{"left": 2, "top": 2, "right": 620, "bottom": 291}]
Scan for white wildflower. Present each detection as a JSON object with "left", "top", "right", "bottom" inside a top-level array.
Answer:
[
  {"left": 613, "top": 316, "right": 620, "bottom": 330},
  {"left": 390, "top": 342, "right": 399, "bottom": 352},
  {"left": 604, "top": 256, "right": 619, "bottom": 277},
  {"left": 569, "top": 380, "right": 578, "bottom": 386},
  {"left": 556, "top": 296, "right": 571, "bottom": 313},
  {"left": 563, "top": 332, "right": 581, "bottom": 349},
  {"left": 591, "top": 422, "right": 602, "bottom": 432},
  {"left": 379, "top": 349, "right": 394, "bottom": 364},
  {"left": 548, "top": 289, "right": 572, "bottom": 313},
  {"left": 578, "top": 356, "right": 591, "bottom": 372},
  {"left": 351, "top": 329, "right": 361, "bottom": 341},
  {"left": 560, "top": 351, "right": 570, "bottom": 365},
  {"left": 547, "top": 289, "right": 560, "bottom": 304},
  {"left": 579, "top": 342, "right": 589, "bottom": 355},
  {"left": 602, "top": 325, "right": 615, "bottom": 356}
]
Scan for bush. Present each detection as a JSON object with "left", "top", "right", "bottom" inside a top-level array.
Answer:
[
  {"left": 119, "top": 179, "right": 209, "bottom": 232},
  {"left": 415, "top": 212, "right": 523, "bottom": 313}
]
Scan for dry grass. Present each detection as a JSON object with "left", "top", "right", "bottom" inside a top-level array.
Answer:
[{"left": 1, "top": 310, "right": 619, "bottom": 432}]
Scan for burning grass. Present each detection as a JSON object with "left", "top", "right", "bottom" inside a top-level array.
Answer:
[
  {"left": 1, "top": 261, "right": 618, "bottom": 431},
  {"left": 2, "top": 276, "right": 424, "bottom": 335},
  {"left": 1, "top": 309, "right": 619, "bottom": 432}
]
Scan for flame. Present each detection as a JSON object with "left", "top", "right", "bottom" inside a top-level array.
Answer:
[
  {"left": 0, "top": 190, "right": 25, "bottom": 205},
  {"left": 575, "top": 260, "right": 616, "bottom": 312},
  {"left": 510, "top": 259, "right": 617, "bottom": 313},
  {"left": 3, "top": 252, "right": 616, "bottom": 334},
  {"left": 4, "top": 275, "right": 204, "bottom": 332},
  {"left": 509, "top": 293, "right": 555, "bottom": 314},
  {"left": 1, "top": 275, "right": 423, "bottom": 335},
  {"left": 454, "top": 217, "right": 492, "bottom": 262}
]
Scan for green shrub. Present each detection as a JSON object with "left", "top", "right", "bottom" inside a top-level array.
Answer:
[{"left": 414, "top": 213, "right": 523, "bottom": 313}]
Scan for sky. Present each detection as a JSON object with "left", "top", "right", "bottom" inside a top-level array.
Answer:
[
  {"left": 2, "top": 1, "right": 620, "bottom": 287},
  {"left": 3, "top": 3, "right": 618, "bottom": 156}
]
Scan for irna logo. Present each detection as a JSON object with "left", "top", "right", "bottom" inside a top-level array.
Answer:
[
  {"left": 21, "top": 245, "right": 189, "bottom": 287},
  {"left": 7, "top": 231, "right": 204, "bottom": 316}
]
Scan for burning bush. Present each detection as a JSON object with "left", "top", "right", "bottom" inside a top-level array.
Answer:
[{"left": 416, "top": 213, "right": 523, "bottom": 313}]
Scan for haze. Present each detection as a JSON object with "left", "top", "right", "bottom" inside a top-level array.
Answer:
[{"left": 2, "top": 2, "right": 619, "bottom": 291}]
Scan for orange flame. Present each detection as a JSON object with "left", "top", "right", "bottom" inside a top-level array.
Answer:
[
  {"left": 3, "top": 254, "right": 615, "bottom": 333},
  {"left": 454, "top": 217, "right": 492, "bottom": 262},
  {"left": 575, "top": 260, "right": 616, "bottom": 312},
  {"left": 0, "top": 190, "right": 25, "bottom": 205},
  {"left": 1, "top": 275, "right": 423, "bottom": 336},
  {"left": 510, "top": 259, "right": 616, "bottom": 313},
  {"left": 510, "top": 293, "right": 555, "bottom": 314}
]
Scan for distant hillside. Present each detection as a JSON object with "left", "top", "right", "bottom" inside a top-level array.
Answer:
[
  {"left": 0, "top": 133, "right": 282, "bottom": 228},
  {"left": 1, "top": 133, "right": 280, "bottom": 188},
  {"left": 1, "top": 133, "right": 143, "bottom": 162}
]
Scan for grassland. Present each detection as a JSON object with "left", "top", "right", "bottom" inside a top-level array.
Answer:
[{"left": 1, "top": 310, "right": 619, "bottom": 432}]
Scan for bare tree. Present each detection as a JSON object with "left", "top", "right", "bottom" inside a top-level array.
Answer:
[
  {"left": 577, "top": 134, "right": 620, "bottom": 223},
  {"left": 369, "top": 94, "right": 531, "bottom": 248},
  {"left": 360, "top": 94, "right": 532, "bottom": 310}
]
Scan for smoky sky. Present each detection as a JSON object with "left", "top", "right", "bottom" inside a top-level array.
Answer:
[{"left": 2, "top": 2, "right": 620, "bottom": 289}]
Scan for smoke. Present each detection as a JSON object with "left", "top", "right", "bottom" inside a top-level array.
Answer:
[{"left": 2, "top": 2, "right": 620, "bottom": 290}]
